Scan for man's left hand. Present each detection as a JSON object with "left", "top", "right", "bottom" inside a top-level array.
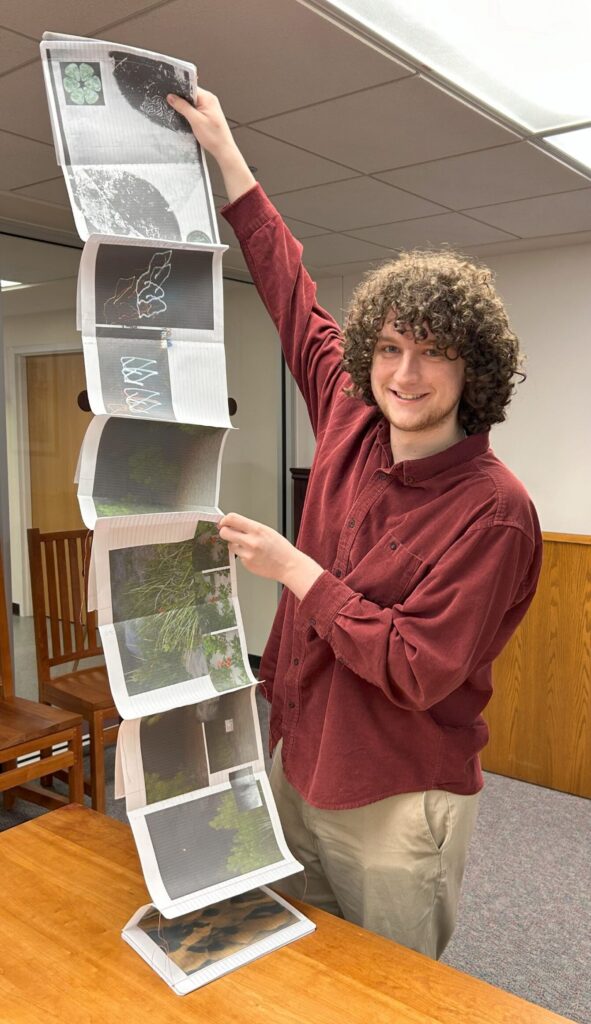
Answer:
[{"left": 218, "top": 513, "right": 323, "bottom": 600}]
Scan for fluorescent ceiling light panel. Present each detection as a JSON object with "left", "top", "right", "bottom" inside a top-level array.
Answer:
[
  {"left": 312, "top": 0, "right": 591, "bottom": 133},
  {"left": 544, "top": 128, "right": 591, "bottom": 169},
  {"left": 1, "top": 279, "right": 26, "bottom": 289}
]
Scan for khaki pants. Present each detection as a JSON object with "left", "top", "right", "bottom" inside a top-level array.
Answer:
[{"left": 270, "top": 742, "right": 480, "bottom": 959}]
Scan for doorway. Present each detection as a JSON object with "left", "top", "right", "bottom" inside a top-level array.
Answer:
[{"left": 26, "top": 352, "right": 91, "bottom": 533}]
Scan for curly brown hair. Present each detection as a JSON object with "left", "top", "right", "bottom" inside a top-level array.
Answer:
[{"left": 342, "top": 249, "right": 524, "bottom": 434}]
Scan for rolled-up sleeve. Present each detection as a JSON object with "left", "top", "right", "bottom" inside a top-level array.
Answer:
[{"left": 298, "top": 524, "right": 539, "bottom": 711}]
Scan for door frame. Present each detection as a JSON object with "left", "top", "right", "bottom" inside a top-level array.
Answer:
[{"left": 8, "top": 338, "right": 82, "bottom": 617}]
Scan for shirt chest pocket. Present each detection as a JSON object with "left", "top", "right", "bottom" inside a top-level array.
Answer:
[{"left": 345, "top": 534, "right": 428, "bottom": 607}]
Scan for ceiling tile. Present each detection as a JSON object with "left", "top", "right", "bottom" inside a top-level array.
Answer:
[
  {"left": 297, "top": 233, "right": 392, "bottom": 268},
  {"left": 375, "top": 142, "right": 591, "bottom": 210},
  {"left": 104, "top": 0, "right": 410, "bottom": 121},
  {"left": 349, "top": 213, "right": 515, "bottom": 249},
  {"left": 206, "top": 127, "right": 354, "bottom": 199},
  {"left": 0, "top": 27, "right": 38, "bottom": 73},
  {"left": 0, "top": 0, "right": 165, "bottom": 37},
  {"left": 217, "top": 218, "right": 240, "bottom": 248},
  {"left": 272, "top": 176, "right": 445, "bottom": 232},
  {"left": 1, "top": 277, "right": 78, "bottom": 315},
  {"left": 254, "top": 77, "right": 519, "bottom": 174},
  {"left": 313, "top": 258, "right": 387, "bottom": 279},
  {"left": 0, "top": 189, "right": 77, "bottom": 241},
  {"left": 221, "top": 246, "right": 249, "bottom": 276},
  {"left": 217, "top": 210, "right": 328, "bottom": 251},
  {"left": 465, "top": 190, "right": 591, "bottom": 237},
  {"left": 13, "top": 175, "right": 69, "bottom": 205},
  {"left": 0, "top": 131, "right": 59, "bottom": 190},
  {"left": 0, "top": 230, "right": 80, "bottom": 283},
  {"left": 463, "top": 231, "right": 591, "bottom": 257},
  {"left": 283, "top": 217, "right": 331, "bottom": 240},
  {"left": 0, "top": 62, "right": 54, "bottom": 143}
]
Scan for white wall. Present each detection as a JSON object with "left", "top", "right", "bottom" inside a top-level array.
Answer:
[
  {"left": 293, "top": 243, "right": 591, "bottom": 534},
  {"left": 292, "top": 275, "right": 344, "bottom": 467},
  {"left": 221, "top": 277, "right": 283, "bottom": 656},
  {"left": 4, "top": 285, "right": 81, "bottom": 615},
  {"left": 485, "top": 245, "right": 591, "bottom": 534}
]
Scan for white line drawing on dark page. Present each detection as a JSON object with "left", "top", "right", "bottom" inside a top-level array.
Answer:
[
  {"left": 105, "top": 250, "right": 173, "bottom": 323},
  {"left": 124, "top": 389, "right": 162, "bottom": 414},
  {"left": 121, "top": 356, "right": 160, "bottom": 384},
  {"left": 121, "top": 356, "right": 162, "bottom": 413}
]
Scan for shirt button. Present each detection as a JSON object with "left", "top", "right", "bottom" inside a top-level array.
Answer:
[
  {"left": 293, "top": 658, "right": 299, "bottom": 666},
  {"left": 288, "top": 701, "right": 296, "bottom": 709},
  {"left": 347, "top": 518, "right": 355, "bottom": 528},
  {"left": 334, "top": 568, "right": 342, "bottom": 578},
  {"left": 378, "top": 472, "right": 388, "bottom": 480},
  {"left": 390, "top": 541, "right": 397, "bottom": 550},
  {"left": 406, "top": 475, "right": 415, "bottom": 484},
  {"left": 309, "top": 617, "right": 316, "bottom": 626}
]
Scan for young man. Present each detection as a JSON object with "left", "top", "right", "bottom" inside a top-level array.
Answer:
[{"left": 168, "top": 89, "right": 542, "bottom": 959}]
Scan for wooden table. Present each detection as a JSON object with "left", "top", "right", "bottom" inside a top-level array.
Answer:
[{"left": 0, "top": 805, "right": 574, "bottom": 1024}]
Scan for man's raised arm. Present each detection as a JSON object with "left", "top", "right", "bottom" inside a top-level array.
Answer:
[{"left": 167, "top": 87, "right": 346, "bottom": 441}]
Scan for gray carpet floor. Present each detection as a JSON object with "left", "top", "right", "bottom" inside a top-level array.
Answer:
[{"left": 2, "top": 732, "right": 589, "bottom": 1023}]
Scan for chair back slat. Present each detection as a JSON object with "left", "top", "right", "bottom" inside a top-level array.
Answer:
[
  {"left": 86, "top": 608, "right": 100, "bottom": 651},
  {"left": 68, "top": 536, "right": 85, "bottom": 650},
  {"left": 27, "top": 528, "right": 50, "bottom": 684},
  {"left": 0, "top": 545, "right": 14, "bottom": 700},
  {"left": 82, "top": 532, "right": 100, "bottom": 651},
  {"left": 27, "top": 528, "right": 103, "bottom": 673},
  {"left": 43, "top": 541, "right": 62, "bottom": 658},
  {"left": 55, "top": 536, "right": 73, "bottom": 657}
]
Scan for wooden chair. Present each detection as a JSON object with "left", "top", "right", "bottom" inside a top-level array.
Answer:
[
  {"left": 27, "top": 528, "right": 118, "bottom": 813},
  {"left": 0, "top": 545, "right": 84, "bottom": 812}
]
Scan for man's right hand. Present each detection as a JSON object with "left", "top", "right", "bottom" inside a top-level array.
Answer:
[{"left": 167, "top": 87, "right": 256, "bottom": 203}]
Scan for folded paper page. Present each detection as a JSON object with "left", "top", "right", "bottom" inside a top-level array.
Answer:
[
  {"left": 78, "top": 417, "right": 228, "bottom": 527},
  {"left": 78, "top": 236, "right": 230, "bottom": 425},
  {"left": 91, "top": 513, "right": 256, "bottom": 718},
  {"left": 40, "top": 36, "right": 218, "bottom": 244},
  {"left": 127, "top": 772, "right": 303, "bottom": 918},
  {"left": 118, "top": 689, "right": 265, "bottom": 813},
  {"left": 122, "top": 888, "right": 315, "bottom": 991},
  {"left": 122, "top": 888, "right": 315, "bottom": 994}
]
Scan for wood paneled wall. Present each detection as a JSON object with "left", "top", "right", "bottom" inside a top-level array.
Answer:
[{"left": 482, "top": 533, "right": 591, "bottom": 798}]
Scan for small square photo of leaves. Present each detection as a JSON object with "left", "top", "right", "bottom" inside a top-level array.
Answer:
[{"left": 60, "top": 62, "right": 105, "bottom": 106}]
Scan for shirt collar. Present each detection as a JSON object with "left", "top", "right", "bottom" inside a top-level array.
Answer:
[{"left": 376, "top": 418, "right": 490, "bottom": 484}]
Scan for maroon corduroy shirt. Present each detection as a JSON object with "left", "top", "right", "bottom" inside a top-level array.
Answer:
[{"left": 223, "top": 185, "right": 542, "bottom": 810}]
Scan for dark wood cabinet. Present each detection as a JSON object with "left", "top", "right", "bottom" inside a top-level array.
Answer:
[{"left": 289, "top": 467, "right": 310, "bottom": 543}]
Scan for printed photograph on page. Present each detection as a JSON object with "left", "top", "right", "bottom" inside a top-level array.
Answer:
[
  {"left": 118, "top": 688, "right": 264, "bottom": 811},
  {"left": 77, "top": 417, "right": 227, "bottom": 525},
  {"left": 41, "top": 36, "right": 218, "bottom": 242}
]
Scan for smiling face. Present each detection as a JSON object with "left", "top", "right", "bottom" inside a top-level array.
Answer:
[{"left": 370, "top": 311, "right": 466, "bottom": 457}]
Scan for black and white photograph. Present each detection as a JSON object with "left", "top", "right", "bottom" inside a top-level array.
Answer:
[
  {"left": 68, "top": 163, "right": 215, "bottom": 243},
  {"left": 41, "top": 36, "right": 218, "bottom": 242}
]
